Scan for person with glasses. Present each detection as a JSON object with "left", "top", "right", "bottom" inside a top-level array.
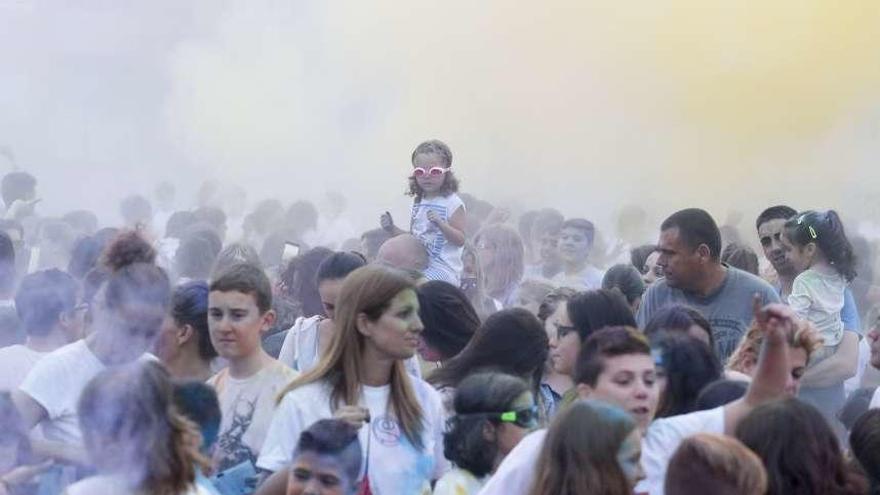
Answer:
[
  {"left": 380, "top": 139, "right": 468, "bottom": 286},
  {"left": 548, "top": 289, "right": 637, "bottom": 406},
  {"left": 0, "top": 269, "right": 85, "bottom": 392},
  {"left": 436, "top": 372, "right": 537, "bottom": 495}
]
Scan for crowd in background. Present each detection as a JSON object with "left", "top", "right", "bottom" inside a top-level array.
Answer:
[{"left": 1, "top": 139, "right": 880, "bottom": 495}]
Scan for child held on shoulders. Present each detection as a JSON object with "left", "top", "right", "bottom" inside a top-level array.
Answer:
[
  {"left": 781, "top": 210, "right": 856, "bottom": 363},
  {"left": 206, "top": 263, "right": 298, "bottom": 480},
  {"left": 381, "top": 140, "right": 467, "bottom": 285}
]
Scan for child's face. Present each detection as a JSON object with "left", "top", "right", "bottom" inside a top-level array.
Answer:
[
  {"left": 780, "top": 233, "right": 813, "bottom": 274},
  {"left": 287, "top": 452, "right": 357, "bottom": 495},
  {"left": 208, "top": 290, "right": 273, "bottom": 360},
  {"left": 412, "top": 153, "right": 448, "bottom": 195}
]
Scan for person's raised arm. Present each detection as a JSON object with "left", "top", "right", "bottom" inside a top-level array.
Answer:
[{"left": 723, "top": 296, "right": 796, "bottom": 434}]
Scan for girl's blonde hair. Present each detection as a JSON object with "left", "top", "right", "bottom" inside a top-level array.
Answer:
[
  {"left": 278, "top": 265, "right": 426, "bottom": 449},
  {"left": 726, "top": 317, "right": 823, "bottom": 374},
  {"left": 78, "top": 361, "right": 209, "bottom": 495},
  {"left": 474, "top": 224, "right": 525, "bottom": 300}
]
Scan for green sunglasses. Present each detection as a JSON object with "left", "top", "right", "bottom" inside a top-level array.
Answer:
[{"left": 451, "top": 405, "right": 540, "bottom": 429}]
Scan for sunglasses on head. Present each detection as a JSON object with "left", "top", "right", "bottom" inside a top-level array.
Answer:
[{"left": 412, "top": 166, "right": 449, "bottom": 178}]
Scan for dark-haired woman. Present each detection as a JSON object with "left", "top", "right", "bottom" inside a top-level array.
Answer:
[
  {"left": 155, "top": 281, "right": 217, "bottom": 382},
  {"left": 278, "top": 251, "right": 365, "bottom": 373},
  {"left": 428, "top": 308, "right": 549, "bottom": 417},
  {"left": 649, "top": 332, "right": 721, "bottom": 418},
  {"left": 549, "top": 290, "right": 636, "bottom": 404},
  {"left": 436, "top": 372, "right": 537, "bottom": 495},
  {"left": 416, "top": 281, "right": 480, "bottom": 369}
]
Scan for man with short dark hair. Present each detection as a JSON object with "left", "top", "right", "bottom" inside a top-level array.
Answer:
[
  {"left": 636, "top": 208, "right": 780, "bottom": 359},
  {"left": 755, "top": 204, "right": 860, "bottom": 435}
]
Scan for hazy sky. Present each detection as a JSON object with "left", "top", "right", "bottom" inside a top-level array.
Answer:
[{"left": 2, "top": 0, "right": 879, "bottom": 236}]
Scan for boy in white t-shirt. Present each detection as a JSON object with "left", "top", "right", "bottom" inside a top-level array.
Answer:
[
  {"left": 206, "top": 263, "right": 298, "bottom": 476},
  {"left": 0, "top": 269, "right": 84, "bottom": 391}
]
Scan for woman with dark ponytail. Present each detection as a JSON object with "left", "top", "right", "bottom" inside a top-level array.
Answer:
[{"left": 782, "top": 210, "right": 856, "bottom": 366}]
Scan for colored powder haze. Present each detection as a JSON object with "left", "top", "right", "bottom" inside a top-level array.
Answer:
[{"left": 1, "top": 1, "right": 879, "bottom": 240}]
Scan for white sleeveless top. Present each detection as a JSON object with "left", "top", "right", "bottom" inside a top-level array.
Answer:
[{"left": 410, "top": 193, "right": 465, "bottom": 285}]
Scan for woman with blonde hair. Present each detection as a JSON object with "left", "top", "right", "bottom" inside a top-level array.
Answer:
[
  {"left": 67, "top": 361, "right": 210, "bottom": 495},
  {"left": 257, "top": 265, "right": 447, "bottom": 495},
  {"left": 664, "top": 433, "right": 767, "bottom": 495},
  {"left": 726, "top": 317, "right": 822, "bottom": 385},
  {"left": 473, "top": 224, "right": 525, "bottom": 308},
  {"left": 528, "top": 400, "right": 643, "bottom": 495}
]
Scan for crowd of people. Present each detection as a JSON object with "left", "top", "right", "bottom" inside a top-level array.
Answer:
[{"left": 0, "top": 138, "right": 879, "bottom": 495}]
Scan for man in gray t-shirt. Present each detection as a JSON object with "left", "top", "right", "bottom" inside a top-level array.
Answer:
[{"left": 636, "top": 208, "right": 780, "bottom": 359}]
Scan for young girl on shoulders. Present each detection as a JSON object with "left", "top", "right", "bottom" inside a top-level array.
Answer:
[{"left": 382, "top": 140, "right": 467, "bottom": 285}]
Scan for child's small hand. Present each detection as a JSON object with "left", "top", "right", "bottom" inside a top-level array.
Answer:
[
  {"left": 426, "top": 210, "right": 442, "bottom": 225},
  {"left": 380, "top": 211, "right": 395, "bottom": 232}
]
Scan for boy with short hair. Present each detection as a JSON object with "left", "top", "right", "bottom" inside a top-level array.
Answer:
[
  {"left": 551, "top": 218, "right": 604, "bottom": 290},
  {"left": 0, "top": 269, "right": 83, "bottom": 391},
  {"left": 207, "top": 263, "right": 297, "bottom": 475}
]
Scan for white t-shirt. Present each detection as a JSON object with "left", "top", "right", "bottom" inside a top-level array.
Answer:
[
  {"left": 257, "top": 379, "right": 449, "bottom": 495},
  {"left": 551, "top": 265, "right": 604, "bottom": 291},
  {"left": 277, "top": 316, "right": 423, "bottom": 379},
  {"left": 789, "top": 268, "right": 846, "bottom": 347},
  {"left": 65, "top": 473, "right": 211, "bottom": 495},
  {"left": 207, "top": 359, "right": 298, "bottom": 473},
  {"left": 277, "top": 316, "right": 325, "bottom": 372},
  {"left": 411, "top": 193, "right": 465, "bottom": 286},
  {"left": 477, "top": 429, "right": 546, "bottom": 495},
  {"left": 637, "top": 406, "right": 726, "bottom": 495},
  {"left": 0, "top": 344, "right": 49, "bottom": 391},
  {"left": 18, "top": 339, "right": 108, "bottom": 447},
  {"left": 434, "top": 467, "right": 486, "bottom": 495}
]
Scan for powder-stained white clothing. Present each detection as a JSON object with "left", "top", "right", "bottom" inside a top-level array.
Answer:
[
  {"left": 0, "top": 344, "right": 48, "bottom": 391},
  {"left": 18, "top": 340, "right": 108, "bottom": 447},
  {"left": 789, "top": 268, "right": 846, "bottom": 348},
  {"left": 258, "top": 379, "right": 449, "bottom": 495}
]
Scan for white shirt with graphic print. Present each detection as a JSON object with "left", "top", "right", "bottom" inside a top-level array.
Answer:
[
  {"left": 207, "top": 360, "right": 298, "bottom": 473},
  {"left": 257, "top": 379, "right": 449, "bottom": 495}
]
